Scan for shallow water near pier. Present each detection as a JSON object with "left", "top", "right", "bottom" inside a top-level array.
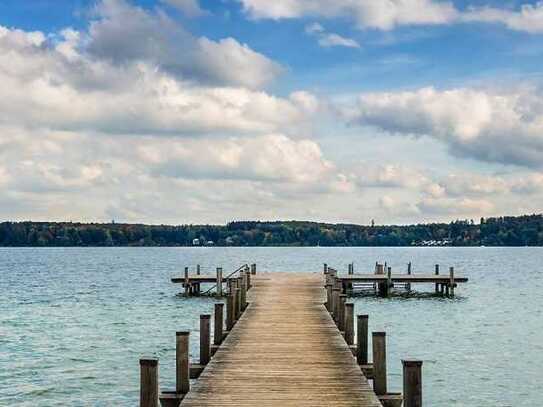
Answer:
[{"left": 1, "top": 247, "right": 542, "bottom": 406}]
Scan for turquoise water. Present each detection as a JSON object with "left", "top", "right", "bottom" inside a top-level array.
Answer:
[{"left": 1, "top": 247, "right": 542, "bottom": 406}]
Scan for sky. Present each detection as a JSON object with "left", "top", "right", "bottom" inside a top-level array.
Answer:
[{"left": 1, "top": 0, "right": 543, "bottom": 225}]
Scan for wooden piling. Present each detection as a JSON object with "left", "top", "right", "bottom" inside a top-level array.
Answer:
[
  {"left": 216, "top": 267, "right": 223, "bottom": 297},
  {"left": 344, "top": 303, "right": 354, "bottom": 345},
  {"left": 196, "top": 264, "right": 200, "bottom": 275},
  {"left": 176, "top": 332, "right": 190, "bottom": 394},
  {"left": 332, "top": 287, "right": 341, "bottom": 322},
  {"left": 140, "top": 357, "right": 159, "bottom": 407},
  {"left": 434, "top": 264, "right": 439, "bottom": 294},
  {"left": 449, "top": 266, "right": 455, "bottom": 297},
  {"left": 325, "top": 284, "right": 332, "bottom": 311},
  {"left": 402, "top": 360, "right": 423, "bottom": 407},
  {"left": 372, "top": 332, "right": 387, "bottom": 396},
  {"left": 338, "top": 294, "right": 347, "bottom": 332},
  {"left": 387, "top": 266, "right": 392, "bottom": 294},
  {"left": 200, "top": 315, "right": 211, "bottom": 366},
  {"left": 235, "top": 288, "right": 241, "bottom": 321},
  {"left": 251, "top": 263, "right": 256, "bottom": 275},
  {"left": 241, "top": 273, "right": 248, "bottom": 310},
  {"left": 357, "top": 315, "right": 369, "bottom": 365},
  {"left": 184, "top": 267, "right": 189, "bottom": 297},
  {"left": 406, "top": 262, "right": 412, "bottom": 291},
  {"left": 214, "top": 304, "right": 224, "bottom": 346},
  {"left": 226, "top": 292, "right": 234, "bottom": 330},
  {"left": 324, "top": 263, "right": 328, "bottom": 273}
]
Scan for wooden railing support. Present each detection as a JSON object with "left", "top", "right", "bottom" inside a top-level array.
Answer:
[
  {"left": 372, "top": 332, "right": 387, "bottom": 396},
  {"left": 338, "top": 294, "right": 347, "bottom": 332},
  {"left": 344, "top": 303, "right": 354, "bottom": 345},
  {"left": 214, "top": 303, "right": 224, "bottom": 346},
  {"left": 434, "top": 264, "right": 440, "bottom": 294},
  {"left": 216, "top": 267, "right": 223, "bottom": 297},
  {"left": 403, "top": 360, "right": 423, "bottom": 407},
  {"left": 184, "top": 267, "right": 189, "bottom": 297},
  {"left": 226, "top": 291, "right": 234, "bottom": 330},
  {"left": 176, "top": 332, "right": 190, "bottom": 394},
  {"left": 449, "top": 267, "right": 455, "bottom": 297},
  {"left": 200, "top": 315, "right": 211, "bottom": 366},
  {"left": 357, "top": 314, "right": 369, "bottom": 365},
  {"left": 140, "top": 357, "right": 159, "bottom": 407}
]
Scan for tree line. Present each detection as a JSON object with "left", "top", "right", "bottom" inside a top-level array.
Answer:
[{"left": 1, "top": 215, "right": 543, "bottom": 247}]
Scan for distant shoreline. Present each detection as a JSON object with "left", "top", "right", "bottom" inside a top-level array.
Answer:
[{"left": 2, "top": 215, "right": 543, "bottom": 247}]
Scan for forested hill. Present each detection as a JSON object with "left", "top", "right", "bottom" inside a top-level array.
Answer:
[{"left": 1, "top": 215, "right": 543, "bottom": 247}]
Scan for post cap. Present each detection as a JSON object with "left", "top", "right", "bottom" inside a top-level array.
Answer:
[
  {"left": 215, "top": 303, "right": 224, "bottom": 308},
  {"left": 357, "top": 314, "right": 369, "bottom": 319},
  {"left": 402, "top": 359, "right": 423, "bottom": 367},
  {"left": 140, "top": 357, "right": 158, "bottom": 366},
  {"left": 176, "top": 331, "right": 190, "bottom": 336},
  {"left": 200, "top": 314, "right": 211, "bottom": 319},
  {"left": 345, "top": 303, "right": 354, "bottom": 307},
  {"left": 372, "top": 331, "right": 386, "bottom": 337}
]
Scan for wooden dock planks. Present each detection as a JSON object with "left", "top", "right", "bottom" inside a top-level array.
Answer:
[{"left": 180, "top": 272, "right": 382, "bottom": 407}]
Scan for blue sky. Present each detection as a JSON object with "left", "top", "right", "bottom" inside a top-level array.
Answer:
[{"left": 1, "top": 0, "right": 543, "bottom": 224}]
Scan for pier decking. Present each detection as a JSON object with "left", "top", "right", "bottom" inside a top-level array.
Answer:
[{"left": 180, "top": 272, "right": 382, "bottom": 406}]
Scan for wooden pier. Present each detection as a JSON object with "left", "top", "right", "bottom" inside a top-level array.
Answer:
[
  {"left": 181, "top": 272, "right": 383, "bottom": 406},
  {"left": 139, "top": 262, "right": 442, "bottom": 406},
  {"left": 334, "top": 262, "right": 468, "bottom": 298}
]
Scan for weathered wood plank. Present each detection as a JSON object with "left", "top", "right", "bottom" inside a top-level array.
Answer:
[{"left": 180, "top": 273, "right": 381, "bottom": 406}]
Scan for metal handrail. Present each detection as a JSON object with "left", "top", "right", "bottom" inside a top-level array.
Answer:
[{"left": 200, "top": 263, "right": 248, "bottom": 296}]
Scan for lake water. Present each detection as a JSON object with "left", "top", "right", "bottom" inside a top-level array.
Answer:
[{"left": 1, "top": 247, "right": 542, "bottom": 406}]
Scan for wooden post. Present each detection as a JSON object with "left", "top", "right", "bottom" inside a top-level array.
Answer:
[
  {"left": 176, "top": 332, "right": 190, "bottom": 394},
  {"left": 434, "top": 264, "right": 439, "bottom": 294},
  {"left": 325, "top": 284, "right": 332, "bottom": 311},
  {"left": 140, "top": 357, "right": 159, "bottom": 407},
  {"left": 251, "top": 263, "right": 256, "bottom": 275},
  {"left": 235, "top": 288, "right": 241, "bottom": 320},
  {"left": 216, "top": 267, "right": 223, "bottom": 297},
  {"left": 357, "top": 315, "right": 369, "bottom": 365},
  {"left": 239, "top": 273, "right": 246, "bottom": 311},
  {"left": 184, "top": 267, "right": 189, "bottom": 297},
  {"left": 387, "top": 266, "right": 392, "bottom": 295},
  {"left": 406, "top": 261, "right": 412, "bottom": 291},
  {"left": 196, "top": 264, "right": 200, "bottom": 275},
  {"left": 324, "top": 263, "right": 328, "bottom": 274},
  {"left": 200, "top": 315, "right": 211, "bottom": 365},
  {"left": 449, "top": 266, "right": 455, "bottom": 297},
  {"left": 372, "top": 332, "right": 387, "bottom": 396},
  {"left": 403, "top": 360, "right": 423, "bottom": 407},
  {"left": 338, "top": 294, "right": 347, "bottom": 332},
  {"left": 344, "top": 303, "right": 354, "bottom": 345},
  {"left": 242, "top": 272, "right": 248, "bottom": 309},
  {"left": 226, "top": 292, "right": 234, "bottom": 330},
  {"left": 214, "top": 303, "right": 224, "bottom": 345},
  {"left": 246, "top": 270, "right": 251, "bottom": 290},
  {"left": 332, "top": 288, "right": 341, "bottom": 322}
]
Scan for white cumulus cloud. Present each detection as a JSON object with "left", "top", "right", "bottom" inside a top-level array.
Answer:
[{"left": 346, "top": 86, "right": 543, "bottom": 168}]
